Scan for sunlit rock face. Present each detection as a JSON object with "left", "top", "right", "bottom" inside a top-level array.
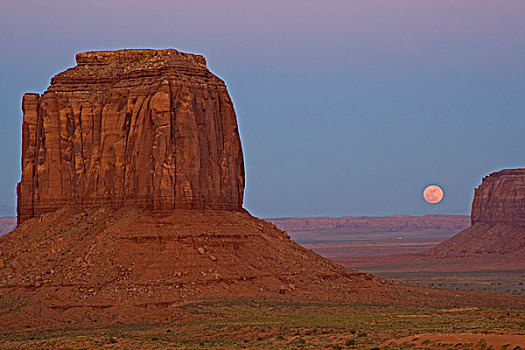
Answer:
[
  {"left": 17, "top": 49, "right": 244, "bottom": 223},
  {"left": 471, "top": 169, "right": 525, "bottom": 226}
]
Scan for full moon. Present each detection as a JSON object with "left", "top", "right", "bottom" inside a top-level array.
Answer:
[{"left": 423, "top": 185, "right": 444, "bottom": 204}]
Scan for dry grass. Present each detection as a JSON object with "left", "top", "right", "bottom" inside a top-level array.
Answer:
[{"left": 1, "top": 299, "right": 523, "bottom": 349}]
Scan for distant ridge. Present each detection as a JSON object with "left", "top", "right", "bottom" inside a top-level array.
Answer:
[
  {"left": 268, "top": 214, "right": 470, "bottom": 234},
  {"left": 0, "top": 217, "right": 16, "bottom": 236}
]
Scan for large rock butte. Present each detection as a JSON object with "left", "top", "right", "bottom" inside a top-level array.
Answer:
[
  {"left": 18, "top": 49, "right": 244, "bottom": 224},
  {"left": 417, "top": 168, "right": 525, "bottom": 261},
  {"left": 471, "top": 169, "right": 525, "bottom": 226},
  {"left": 1, "top": 48, "right": 391, "bottom": 330}
]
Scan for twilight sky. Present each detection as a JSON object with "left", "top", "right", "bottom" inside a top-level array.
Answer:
[{"left": 0, "top": 0, "right": 524, "bottom": 217}]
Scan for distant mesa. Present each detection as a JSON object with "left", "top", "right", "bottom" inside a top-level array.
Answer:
[
  {"left": 17, "top": 49, "right": 244, "bottom": 224},
  {"left": 471, "top": 169, "right": 525, "bottom": 226},
  {"left": 424, "top": 168, "right": 525, "bottom": 260}
]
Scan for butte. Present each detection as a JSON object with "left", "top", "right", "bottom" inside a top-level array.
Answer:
[
  {"left": 0, "top": 49, "right": 399, "bottom": 329},
  {"left": 420, "top": 168, "right": 525, "bottom": 265}
]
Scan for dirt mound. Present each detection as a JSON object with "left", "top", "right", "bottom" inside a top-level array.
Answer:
[{"left": 336, "top": 223, "right": 525, "bottom": 273}]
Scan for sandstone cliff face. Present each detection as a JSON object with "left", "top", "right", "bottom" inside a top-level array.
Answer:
[
  {"left": 18, "top": 49, "right": 244, "bottom": 223},
  {"left": 471, "top": 169, "right": 525, "bottom": 226}
]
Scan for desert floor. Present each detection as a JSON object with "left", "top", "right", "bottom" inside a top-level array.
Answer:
[{"left": 1, "top": 299, "right": 524, "bottom": 349}]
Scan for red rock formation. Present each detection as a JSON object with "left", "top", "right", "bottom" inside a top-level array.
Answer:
[
  {"left": 421, "top": 168, "right": 525, "bottom": 260},
  {"left": 5, "top": 49, "right": 398, "bottom": 329},
  {"left": 17, "top": 49, "right": 244, "bottom": 223},
  {"left": 471, "top": 169, "right": 525, "bottom": 226}
]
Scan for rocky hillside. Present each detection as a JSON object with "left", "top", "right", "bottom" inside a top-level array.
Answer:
[{"left": 0, "top": 207, "right": 415, "bottom": 330}]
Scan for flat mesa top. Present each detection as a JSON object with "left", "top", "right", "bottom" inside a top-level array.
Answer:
[
  {"left": 75, "top": 48, "right": 207, "bottom": 67},
  {"left": 46, "top": 48, "right": 220, "bottom": 89},
  {"left": 492, "top": 168, "right": 525, "bottom": 175}
]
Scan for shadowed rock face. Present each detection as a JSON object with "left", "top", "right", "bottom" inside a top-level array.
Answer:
[
  {"left": 17, "top": 49, "right": 244, "bottom": 223},
  {"left": 471, "top": 169, "right": 525, "bottom": 226}
]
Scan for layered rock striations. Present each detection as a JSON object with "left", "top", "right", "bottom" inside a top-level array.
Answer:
[
  {"left": 18, "top": 49, "right": 244, "bottom": 223},
  {"left": 471, "top": 169, "right": 525, "bottom": 226}
]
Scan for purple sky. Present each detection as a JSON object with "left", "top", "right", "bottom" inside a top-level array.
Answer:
[{"left": 1, "top": 0, "right": 524, "bottom": 217}]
